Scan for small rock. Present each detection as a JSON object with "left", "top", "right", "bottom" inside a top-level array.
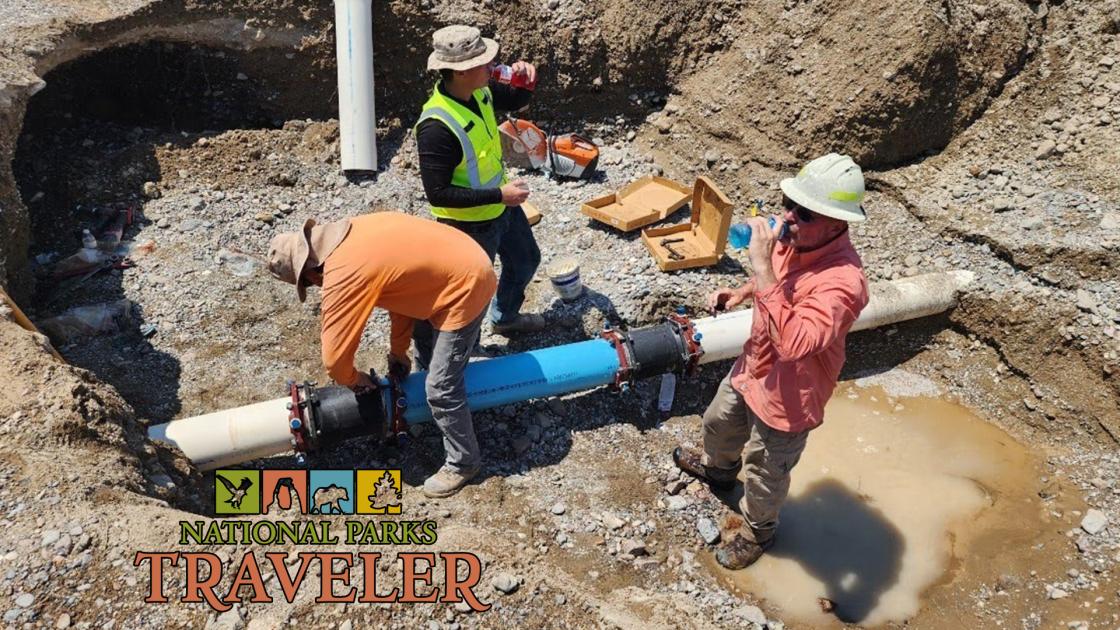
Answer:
[
  {"left": 733, "top": 604, "right": 767, "bottom": 625},
  {"left": 179, "top": 218, "right": 203, "bottom": 232},
  {"left": 1101, "top": 212, "right": 1120, "bottom": 231},
  {"left": 665, "top": 479, "right": 687, "bottom": 495},
  {"left": 1035, "top": 140, "right": 1056, "bottom": 160},
  {"left": 991, "top": 196, "right": 1013, "bottom": 212},
  {"left": 55, "top": 613, "right": 72, "bottom": 629},
  {"left": 1047, "top": 584, "right": 1070, "bottom": 600},
  {"left": 41, "top": 529, "right": 60, "bottom": 547},
  {"left": 254, "top": 212, "right": 275, "bottom": 224},
  {"left": 14, "top": 593, "right": 33, "bottom": 608},
  {"left": 621, "top": 539, "right": 648, "bottom": 556},
  {"left": 1022, "top": 215, "right": 1044, "bottom": 230},
  {"left": 653, "top": 117, "right": 674, "bottom": 134},
  {"left": 1081, "top": 509, "right": 1108, "bottom": 535},
  {"left": 550, "top": 502, "right": 566, "bottom": 515},
  {"left": 157, "top": 217, "right": 171, "bottom": 229},
  {"left": 1076, "top": 289, "right": 1097, "bottom": 313},
  {"left": 142, "top": 182, "right": 161, "bottom": 199},
  {"left": 547, "top": 0, "right": 560, "bottom": 9},
  {"left": 696, "top": 518, "right": 720, "bottom": 545},
  {"left": 602, "top": 514, "right": 625, "bottom": 530},
  {"left": 339, "top": 621, "right": 353, "bottom": 630},
  {"left": 491, "top": 572, "right": 520, "bottom": 594},
  {"left": 665, "top": 496, "right": 691, "bottom": 511}
]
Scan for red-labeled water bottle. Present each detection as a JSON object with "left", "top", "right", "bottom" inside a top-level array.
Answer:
[{"left": 491, "top": 64, "right": 536, "bottom": 91}]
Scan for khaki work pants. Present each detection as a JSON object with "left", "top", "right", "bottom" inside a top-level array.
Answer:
[{"left": 701, "top": 373, "right": 809, "bottom": 544}]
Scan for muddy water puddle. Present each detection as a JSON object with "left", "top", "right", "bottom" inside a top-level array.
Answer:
[{"left": 708, "top": 382, "right": 1061, "bottom": 627}]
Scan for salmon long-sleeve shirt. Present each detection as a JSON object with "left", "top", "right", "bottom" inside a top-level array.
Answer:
[
  {"left": 730, "top": 230, "right": 869, "bottom": 433},
  {"left": 319, "top": 212, "right": 496, "bottom": 387}
]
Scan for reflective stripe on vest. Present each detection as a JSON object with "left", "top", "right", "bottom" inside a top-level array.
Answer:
[{"left": 416, "top": 84, "right": 506, "bottom": 222}]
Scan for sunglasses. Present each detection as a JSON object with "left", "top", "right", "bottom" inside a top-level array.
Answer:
[{"left": 781, "top": 196, "right": 816, "bottom": 223}]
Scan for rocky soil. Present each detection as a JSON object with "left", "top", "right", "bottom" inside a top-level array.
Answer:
[{"left": 0, "top": 0, "right": 1117, "bottom": 628}]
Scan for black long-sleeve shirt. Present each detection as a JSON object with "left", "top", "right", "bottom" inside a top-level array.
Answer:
[{"left": 416, "top": 80, "right": 532, "bottom": 209}]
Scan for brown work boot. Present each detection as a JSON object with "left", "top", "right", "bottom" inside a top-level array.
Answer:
[
  {"left": 422, "top": 465, "right": 479, "bottom": 498},
  {"left": 672, "top": 446, "right": 739, "bottom": 491},
  {"left": 715, "top": 526, "right": 774, "bottom": 570}
]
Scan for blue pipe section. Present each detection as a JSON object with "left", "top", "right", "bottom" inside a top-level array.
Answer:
[{"left": 389, "top": 338, "right": 622, "bottom": 424}]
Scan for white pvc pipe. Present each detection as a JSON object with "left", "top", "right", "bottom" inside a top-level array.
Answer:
[
  {"left": 692, "top": 270, "right": 976, "bottom": 364},
  {"left": 335, "top": 0, "right": 377, "bottom": 172},
  {"left": 148, "top": 398, "right": 293, "bottom": 470},
  {"left": 151, "top": 271, "right": 975, "bottom": 469}
]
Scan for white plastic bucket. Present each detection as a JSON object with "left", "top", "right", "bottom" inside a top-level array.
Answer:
[{"left": 547, "top": 258, "right": 583, "bottom": 301}]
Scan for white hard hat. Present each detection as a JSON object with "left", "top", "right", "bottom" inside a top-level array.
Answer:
[{"left": 779, "top": 153, "right": 867, "bottom": 222}]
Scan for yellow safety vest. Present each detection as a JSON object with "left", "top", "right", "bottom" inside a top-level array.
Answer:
[{"left": 416, "top": 83, "right": 507, "bottom": 222}]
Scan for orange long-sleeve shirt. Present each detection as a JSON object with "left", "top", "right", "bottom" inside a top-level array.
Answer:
[
  {"left": 319, "top": 212, "right": 496, "bottom": 387},
  {"left": 730, "top": 231, "right": 869, "bottom": 433}
]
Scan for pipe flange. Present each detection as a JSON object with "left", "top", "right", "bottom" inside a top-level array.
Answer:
[
  {"left": 386, "top": 371, "right": 410, "bottom": 444},
  {"left": 287, "top": 381, "right": 311, "bottom": 453},
  {"left": 286, "top": 381, "right": 322, "bottom": 454},
  {"left": 667, "top": 313, "right": 704, "bottom": 376},
  {"left": 600, "top": 326, "right": 637, "bottom": 391}
]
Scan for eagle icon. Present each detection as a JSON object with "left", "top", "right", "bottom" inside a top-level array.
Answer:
[{"left": 216, "top": 473, "right": 254, "bottom": 509}]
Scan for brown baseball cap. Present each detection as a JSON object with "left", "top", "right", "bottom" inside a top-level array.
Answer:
[{"left": 267, "top": 217, "right": 352, "bottom": 302}]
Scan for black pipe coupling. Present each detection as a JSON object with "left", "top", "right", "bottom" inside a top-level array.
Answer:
[
  {"left": 286, "top": 378, "right": 387, "bottom": 456},
  {"left": 600, "top": 310, "right": 705, "bottom": 392}
]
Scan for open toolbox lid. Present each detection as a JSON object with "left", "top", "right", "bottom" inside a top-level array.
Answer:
[
  {"left": 640, "top": 176, "right": 733, "bottom": 271},
  {"left": 580, "top": 176, "right": 691, "bottom": 232}
]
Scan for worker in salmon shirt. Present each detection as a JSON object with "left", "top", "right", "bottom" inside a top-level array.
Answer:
[
  {"left": 267, "top": 211, "right": 496, "bottom": 498},
  {"left": 672, "top": 154, "right": 871, "bottom": 569}
]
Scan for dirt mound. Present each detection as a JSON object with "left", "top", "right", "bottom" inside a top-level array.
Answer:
[
  {"left": 0, "top": 316, "right": 199, "bottom": 508},
  {"left": 649, "top": 0, "right": 1039, "bottom": 170}
]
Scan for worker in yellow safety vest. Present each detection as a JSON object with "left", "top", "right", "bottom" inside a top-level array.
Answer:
[{"left": 414, "top": 24, "right": 546, "bottom": 343}]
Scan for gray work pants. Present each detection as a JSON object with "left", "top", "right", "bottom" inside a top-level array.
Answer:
[
  {"left": 701, "top": 372, "right": 810, "bottom": 544},
  {"left": 412, "top": 312, "right": 485, "bottom": 473}
]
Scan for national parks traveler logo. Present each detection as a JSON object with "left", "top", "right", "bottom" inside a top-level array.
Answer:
[
  {"left": 142, "top": 467, "right": 492, "bottom": 613},
  {"left": 213, "top": 468, "right": 400, "bottom": 516}
]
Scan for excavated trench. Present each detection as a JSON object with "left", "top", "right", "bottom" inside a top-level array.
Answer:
[{"left": 2, "top": 4, "right": 1118, "bottom": 628}]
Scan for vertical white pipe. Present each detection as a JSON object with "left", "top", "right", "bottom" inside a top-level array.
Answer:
[{"left": 335, "top": 0, "right": 377, "bottom": 172}]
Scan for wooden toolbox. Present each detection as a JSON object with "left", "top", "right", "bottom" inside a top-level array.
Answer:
[
  {"left": 580, "top": 176, "right": 691, "bottom": 232},
  {"left": 640, "top": 176, "right": 733, "bottom": 271}
]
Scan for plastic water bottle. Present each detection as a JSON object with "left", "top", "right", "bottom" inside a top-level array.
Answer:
[
  {"left": 78, "top": 229, "right": 100, "bottom": 262},
  {"left": 728, "top": 217, "right": 789, "bottom": 249},
  {"left": 491, "top": 64, "right": 536, "bottom": 90},
  {"left": 658, "top": 373, "right": 676, "bottom": 413}
]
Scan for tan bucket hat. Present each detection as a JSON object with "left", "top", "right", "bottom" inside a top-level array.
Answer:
[
  {"left": 427, "top": 25, "right": 499, "bottom": 71},
  {"left": 267, "top": 217, "right": 352, "bottom": 302}
]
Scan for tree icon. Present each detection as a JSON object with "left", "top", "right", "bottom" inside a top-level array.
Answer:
[{"left": 367, "top": 471, "right": 402, "bottom": 514}]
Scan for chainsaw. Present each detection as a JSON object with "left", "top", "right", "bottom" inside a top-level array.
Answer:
[{"left": 499, "top": 117, "right": 599, "bottom": 179}]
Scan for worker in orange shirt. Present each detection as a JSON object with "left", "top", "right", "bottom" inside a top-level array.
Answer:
[{"left": 267, "top": 211, "right": 497, "bottom": 498}]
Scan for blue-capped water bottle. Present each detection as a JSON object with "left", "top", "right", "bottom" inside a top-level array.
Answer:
[{"left": 728, "top": 216, "right": 789, "bottom": 249}]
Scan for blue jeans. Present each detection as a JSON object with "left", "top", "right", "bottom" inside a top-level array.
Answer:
[{"left": 437, "top": 206, "right": 541, "bottom": 324}]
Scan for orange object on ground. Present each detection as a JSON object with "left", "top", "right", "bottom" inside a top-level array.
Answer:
[
  {"left": 319, "top": 213, "right": 496, "bottom": 387},
  {"left": 0, "top": 287, "right": 64, "bottom": 361}
]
